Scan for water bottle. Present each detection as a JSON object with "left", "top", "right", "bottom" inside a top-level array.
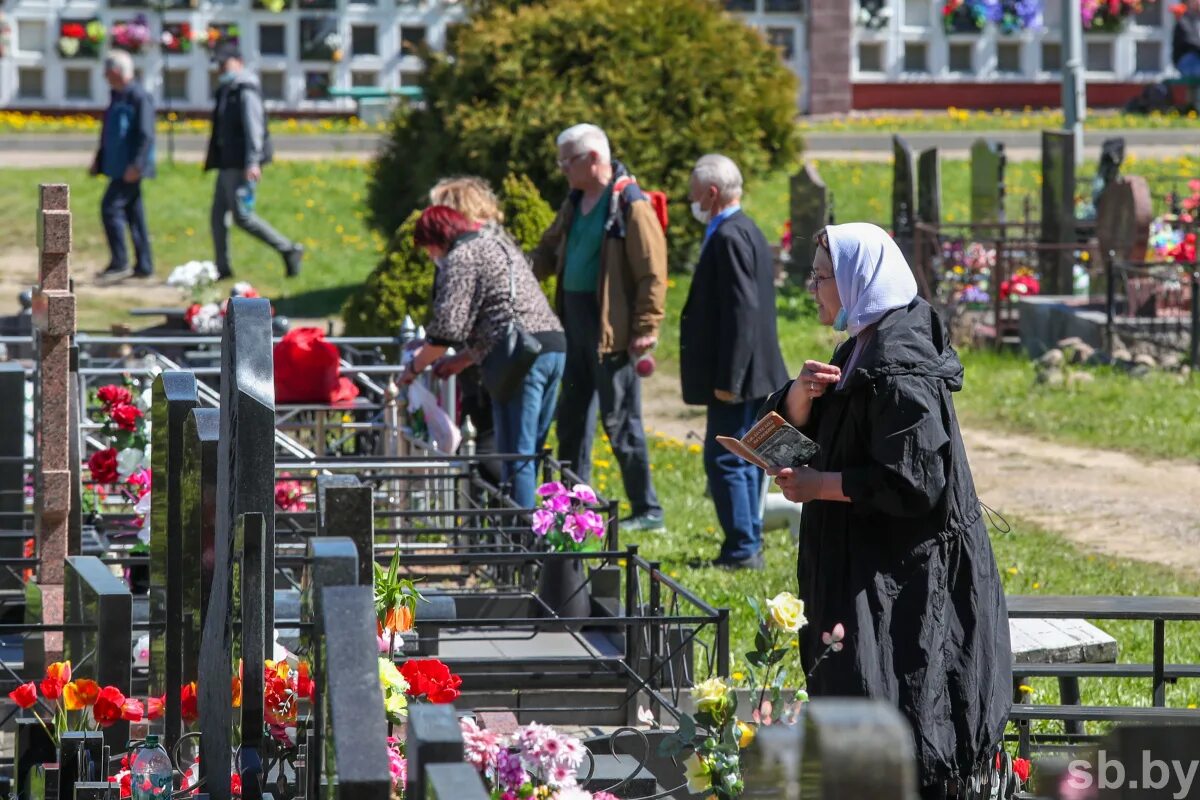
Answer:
[
  {"left": 130, "top": 735, "right": 174, "bottom": 800},
  {"left": 236, "top": 181, "right": 257, "bottom": 216}
]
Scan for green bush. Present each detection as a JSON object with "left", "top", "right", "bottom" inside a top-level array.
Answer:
[
  {"left": 367, "top": 0, "right": 802, "bottom": 265},
  {"left": 343, "top": 173, "right": 556, "bottom": 336}
]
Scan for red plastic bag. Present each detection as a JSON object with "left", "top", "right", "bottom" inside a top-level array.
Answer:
[{"left": 273, "top": 327, "right": 360, "bottom": 405}]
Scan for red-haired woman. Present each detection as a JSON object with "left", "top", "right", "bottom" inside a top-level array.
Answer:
[{"left": 401, "top": 205, "right": 565, "bottom": 508}]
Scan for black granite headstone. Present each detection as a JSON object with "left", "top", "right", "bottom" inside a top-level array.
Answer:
[
  {"left": 199, "top": 297, "right": 276, "bottom": 800},
  {"left": 68, "top": 343, "right": 82, "bottom": 557},
  {"left": 234, "top": 512, "right": 267, "bottom": 800},
  {"left": 149, "top": 370, "right": 198, "bottom": 752},
  {"left": 57, "top": 731, "right": 104, "bottom": 800},
  {"left": 181, "top": 407, "right": 219, "bottom": 688},
  {"left": 892, "top": 136, "right": 917, "bottom": 255},
  {"left": 315, "top": 475, "right": 374, "bottom": 586},
  {"left": 0, "top": 363, "right": 26, "bottom": 591},
  {"left": 14, "top": 718, "right": 56, "bottom": 800},
  {"left": 405, "top": 704, "right": 466, "bottom": 800},
  {"left": 64, "top": 556, "right": 131, "bottom": 752},
  {"left": 318, "top": 585, "right": 390, "bottom": 799},
  {"left": 917, "top": 147, "right": 941, "bottom": 228},
  {"left": 789, "top": 163, "right": 829, "bottom": 281},
  {"left": 1041, "top": 130, "right": 1077, "bottom": 296},
  {"left": 970, "top": 138, "right": 1005, "bottom": 228}
]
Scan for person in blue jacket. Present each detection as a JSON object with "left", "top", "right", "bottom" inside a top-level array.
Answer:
[{"left": 92, "top": 49, "right": 156, "bottom": 283}]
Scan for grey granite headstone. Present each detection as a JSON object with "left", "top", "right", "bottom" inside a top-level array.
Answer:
[
  {"left": 316, "top": 475, "right": 374, "bottom": 586},
  {"left": 917, "top": 147, "right": 941, "bottom": 227},
  {"left": 64, "top": 556, "right": 131, "bottom": 752},
  {"left": 319, "top": 585, "right": 390, "bottom": 799},
  {"left": 789, "top": 163, "right": 829, "bottom": 281},
  {"left": 970, "top": 139, "right": 1006, "bottom": 227},
  {"left": 1041, "top": 130, "right": 1077, "bottom": 296},
  {"left": 181, "top": 407, "right": 220, "bottom": 688},
  {"left": 892, "top": 136, "right": 917, "bottom": 256},
  {"left": 406, "top": 704, "right": 466, "bottom": 800},
  {"left": 199, "top": 297, "right": 276, "bottom": 800},
  {"left": 149, "top": 370, "right": 198, "bottom": 753},
  {"left": 799, "top": 699, "right": 918, "bottom": 799}
]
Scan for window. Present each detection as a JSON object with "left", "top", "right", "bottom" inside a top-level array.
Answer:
[
  {"left": 764, "top": 0, "right": 802, "bottom": 10},
  {"left": 858, "top": 42, "right": 884, "bottom": 73},
  {"left": 723, "top": 0, "right": 756, "bottom": 9},
  {"left": 305, "top": 70, "right": 331, "bottom": 100},
  {"left": 903, "top": 0, "right": 931, "bottom": 27},
  {"left": 1041, "top": 41, "right": 1062, "bottom": 72},
  {"left": 903, "top": 42, "right": 928, "bottom": 73},
  {"left": 164, "top": 69, "right": 188, "bottom": 102},
  {"left": 400, "top": 25, "right": 426, "bottom": 54},
  {"left": 949, "top": 43, "right": 973, "bottom": 73},
  {"left": 261, "top": 71, "right": 286, "bottom": 101},
  {"left": 1133, "top": 3, "right": 1162, "bottom": 26},
  {"left": 1135, "top": 41, "right": 1162, "bottom": 72},
  {"left": 18, "top": 68, "right": 44, "bottom": 100},
  {"left": 352, "top": 70, "right": 377, "bottom": 88},
  {"left": 17, "top": 20, "right": 47, "bottom": 54},
  {"left": 65, "top": 69, "right": 91, "bottom": 101},
  {"left": 299, "top": 16, "right": 340, "bottom": 60},
  {"left": 1086, "top": 40, "right": 1113, "bottom": 72},
  {"left": 351, "top": 25, "right": 377, "bottom": 56},
  {"left": 997, "top": 42, "right": 1021, "bottom": 74},
  {"left": 766, "top": 27, "right": 795, "bottom": 61},
  {"left": 259, "top": 24, "right": 286, "bottom": 56},
  {"left": 208, "top": 70, "right": 220, "bottom": 100}
]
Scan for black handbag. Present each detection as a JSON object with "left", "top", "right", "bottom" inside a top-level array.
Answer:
[{"left": 481, "top": 247, "right": 542, "bottom": 403}]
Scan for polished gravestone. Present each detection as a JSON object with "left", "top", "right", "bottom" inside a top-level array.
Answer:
[
  {"left": 789, "top": 163, "right": 830, "bottom": 280},
  {"left": 64, "top": 556, "right": 131, "bottom": 752},
  {"left": 1041, "top": 131, "right": 1077, "bottom": 296},
  {"left": 970, "top": 138, "right": 1006, "bottom": 228},
  {"left": 892, "top": 136, "right": 917, "bottom": 256},
  {"left": 181, "top": 407, "right": 220, "bottom": 690},
  {"left": 917, "top": 147, "right": 941, "bottom": 228}
]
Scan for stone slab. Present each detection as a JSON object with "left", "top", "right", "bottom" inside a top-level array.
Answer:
[{"left": 1010, "top": 617, "right": 1119, "bottom": 665}]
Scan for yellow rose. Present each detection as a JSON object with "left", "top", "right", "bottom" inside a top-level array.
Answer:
[
  {"left": 385, "top": 692, "right": 408, "bottom": 719},
  {"left": 684, "top": 752, "right": 710, "bottom": 794},
  {"left": 691, "top": 677, "right": 730, "bottom": 713},
  {"left": 736, "top": 721, "right": 756, "bottom": 749},
  {"left": 766, "top": 592, "right": 807, "bottom": 633}
]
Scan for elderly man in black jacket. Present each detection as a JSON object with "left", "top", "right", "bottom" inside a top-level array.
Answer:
[{"left": 680, "top": 155, "right": 789, "bottom": 570}]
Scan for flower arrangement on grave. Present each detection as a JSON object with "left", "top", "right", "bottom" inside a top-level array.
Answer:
[
  {"left": 375, "top": 548, "right": 423, "bottom": 650},
  {"left": 165, "top": 258, "right": 269, "bottom": 333},
  {"left": 111, "top": 15, "right": 152, "bottom": 54},
  {"left": 58, "top": 19, "right": 105, "bottom": 58},
  {"left": 531, "top": 482, "right": 605, "bottom": 552},
  {"left": 460, "top": 717, "right": 620, "bottom": 800},
  {"left": 160, "top": 23, "right": 195, "bottom": 54},
  {"left": 856, "top": 0, "right": 891, "bottom": 30},
  {"left": 1082, "top": 0, "right": 1157, "bottom": 32},
  {"left": 651, "top": 592, "right": 845, "bottom": 800},
  {"left": 943, "top": 0, "right": 1043, "bottom": 33},
  {"left": 999, "top": 269, "right": 1041, "bottom": 301},
  {"left": 942, "top": 0, "right": 987, "bottom": 32},
  {"left": 9, "top": 660, "right": 152, "bottom": 748},
  {"left": 274, "top": 473, "right": 307, "bottom": 512},
  {"left": 203, "top": 24, "right": 239, "bottom": 52},
  {"left": 939, "top": 239, "right": 995, "bottom": 310},
  {"left": 85, "top": 383, "right": 152, "bottom": 551},
  {"left": 387, "top": 736, "right": 407, "bottom": 799}
]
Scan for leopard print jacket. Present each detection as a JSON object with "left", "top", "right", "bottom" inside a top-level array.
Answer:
[{"left": 426, "top": 232, "right": 563, "bottom": 363}]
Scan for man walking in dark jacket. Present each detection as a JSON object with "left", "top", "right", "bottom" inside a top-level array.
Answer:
[
  {"left": 93, "top": 50, "right": 156, "bottom": 283},
  {"left": 205, "top": 43, "right": 303, "bottom": 279},
  {"left": 1174, "top": 0, "right": 1200, "bottom": 77},
  {"left": 680, "top": 154, "right": 789, "bottom": 569}
]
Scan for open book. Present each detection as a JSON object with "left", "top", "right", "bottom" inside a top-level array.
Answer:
[{"left": 716, "top": 412, "right": 819, "bottom": 471}]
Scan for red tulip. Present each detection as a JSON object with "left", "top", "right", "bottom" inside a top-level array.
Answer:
[
  {"left": 1013, "top": 757, "right": 1031, "bottom": 783},
  {"left": 121, "top": 697, "right": 145, "bottom": 723},
  {"left": 9, "top": 682, "right": 37, "bottom": 709},
  {"left": 41, "top": 660, "right": 71, "bottom": 701},
  {"left": 147, "top": 695, "right": 165, "bottom": 720},
  {"left": 181, "top": 682, "right": 199, "bottom": 724},
  {"left": 93, "top": 686, "right": 126, "bottom": 727}
]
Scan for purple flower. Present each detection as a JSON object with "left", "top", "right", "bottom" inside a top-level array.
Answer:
[
  {"left": 532, "top": 509, "right": 556, "bottom": 536},
  {"left": 546, "top": 493, "right": 573, "bottom": 514},
  {"left": 536, "top": 481, "right": 567, "bottom": 498},
  {"left": 576, "top": 509, "right": 606, "bottom": 540},
  {"left": 496, "top": 749, "right": 527, "bottom": 790},
  {"left": 563, "top": 513, "right": 589, "bottom": 543},
  {"left": 570, "top": 483, "right": 598, "bottom": 505}
]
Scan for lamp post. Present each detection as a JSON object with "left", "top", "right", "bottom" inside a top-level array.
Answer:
[
  {"left": 1061, "top": 0, "right": 1086, "bottom": 164},
  {"left": 154, "top": 0, "right": 176, "bottom": 165}
]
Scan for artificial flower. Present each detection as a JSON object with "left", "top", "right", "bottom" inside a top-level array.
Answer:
[
  {"left": 766, "top": 591, "right": 807, "bottom": 633},
  {"left": 97, "top": 385, "right": 132, "bottom": 408},
  {"left": 736, "top": 720, "right": 756, "bottom": 749},
  {"left": 110, "top": 403, "right": 143, "bottom": 432},
  {"left": 691, "top": 677, "right": 731, "bottom": 714},
  {"left": 684, "top": 752, "right": 711, "bottom": 794},
  {"left": 87, "top": 448, "right": 119, "bottom": 484},
  {"left": 400, "top": 658, "right": 462, "bottom": 703}
]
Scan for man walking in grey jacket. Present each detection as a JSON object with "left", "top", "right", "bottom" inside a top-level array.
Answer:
[{"left": 205, "top": 43, "right": 303, "bottom": 279}]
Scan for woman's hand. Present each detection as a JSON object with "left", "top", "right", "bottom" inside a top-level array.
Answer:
[
  {"left": 770, "top": 467, "right": 848, "bottom": 504},
  {"left": 797, "top": 360, "right": 842, "bottom": 400},
  {"left": 432, "top": 352, "right": 473, "bottom": 378}
]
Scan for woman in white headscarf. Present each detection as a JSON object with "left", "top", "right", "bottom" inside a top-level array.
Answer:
[{"left": 761, "top": 223, "right": 1012, "bottom": 800}]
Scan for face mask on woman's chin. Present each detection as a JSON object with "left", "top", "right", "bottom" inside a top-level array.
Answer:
[{"left": 833, "top": 308, "right": 849, "bottom": 332}]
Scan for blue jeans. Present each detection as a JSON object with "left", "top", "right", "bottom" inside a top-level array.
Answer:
[
  {"left": 704, "top": 398, "right": 765, "bottom": 561},
  {"left": 493, "top": 350, "right": 565, "bottom": 508},
  {"left": 1179, "top": 51, "right": 1200, "bottom": 78},
  {"left": 101, "top": 179, "right": 153, "bottom": 274}
]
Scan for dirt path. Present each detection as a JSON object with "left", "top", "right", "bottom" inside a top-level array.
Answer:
[{"left": 640, "top": 372, "right": 1200, "bottom": 575}]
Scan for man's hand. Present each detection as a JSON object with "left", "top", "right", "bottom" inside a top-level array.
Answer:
[
  {"left": 433, "top": 352, "right": 473, "bottom": 379},
  {"left": 629, "top": 335, "right": 657, "bottom": 356},
  {"left": 123, "top": 166, "right": 141, "bottom": 183},
  {"left": 245, "top": 165, "right": 262, "bottom": 183},
  {"left": 714, "top": 389, "right": 737, "bottom": 403}
]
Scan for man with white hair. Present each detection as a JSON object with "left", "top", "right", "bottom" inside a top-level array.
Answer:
[
  {"left": 532, "top": 123, "right": 668, "bottom": 531},
  {"left": 680, "top": 154, "right": 788, "bottom": 569},
  {"left": 92, "top": 49, "right": 156, "bottom": 283}
]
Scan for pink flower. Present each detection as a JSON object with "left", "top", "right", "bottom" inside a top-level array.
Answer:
[
  {"left": 532, "top": 509, "right": 556, "bottom": 536},
  {"left": 822, "top": 622, "right": 845, "bottom": 646},
  {"left": 128, "top": 468, "right": 152, "bottom": 497},
  {"left": 569, "top": 484, "right": 598, "bottom": 505},
  {"left": 564, "top": 510, "right": 605, "bottom": 543},
  {"left": 546, "top": 493, "right": 573, "bottom": 514},
  {"left": 536, "top": 481, "right": 567, "bottom": 497}
]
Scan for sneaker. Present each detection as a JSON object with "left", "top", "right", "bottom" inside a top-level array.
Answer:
[
  {"left": 283, "top": 244, "right": 304, "bottom": 278},
  {"left": 620, "top": 511, "right": 665, "bottom": 532},
  {"left": 95, "top": 265, "right": 132, "bottom": 283},
  {"left": 711, "top": 552, "right": 765, "bottom": 571},
  {"left": 131, "top": 270, "right": 154, "bottom": 280}
]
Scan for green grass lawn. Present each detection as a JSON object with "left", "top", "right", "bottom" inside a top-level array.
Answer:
[{"left": 798, "top": 108, "right": 1200, "bottom": 134}]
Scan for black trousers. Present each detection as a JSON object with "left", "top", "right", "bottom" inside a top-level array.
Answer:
[
  {"left": 101, "top": 178, "right": 153, "bottom": 274},
  {"left": 557, "top": 292, "right": 661, "bottom": 517}
]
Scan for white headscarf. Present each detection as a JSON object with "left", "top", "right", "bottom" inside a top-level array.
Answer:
[{"left": 826, "top": 222, "right": 918, "bottom": 337}]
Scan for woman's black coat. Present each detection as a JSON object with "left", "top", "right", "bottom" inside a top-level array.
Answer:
[{"left": 761, "top": 298, "right": 1011, "bottom": 789}]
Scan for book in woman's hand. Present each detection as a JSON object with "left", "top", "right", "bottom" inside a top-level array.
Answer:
[{"left": 715, "top": 411, "right": 819, "bottom": 471}]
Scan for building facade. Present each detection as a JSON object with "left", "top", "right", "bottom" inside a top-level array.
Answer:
[{"left": 0, "top": 0, "right": 1184, "bottom": 114}]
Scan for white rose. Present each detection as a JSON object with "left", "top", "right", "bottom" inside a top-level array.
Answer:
[
  {"left": 116, "top": 447, "right": 147, "bottom": 479},
  {"left": 766, "top": 591, "right": 807, "bottom": 633}
]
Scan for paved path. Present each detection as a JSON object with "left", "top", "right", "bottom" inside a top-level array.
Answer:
[{"left": 0, "top": 132, "right": 379, "bottom": 167}]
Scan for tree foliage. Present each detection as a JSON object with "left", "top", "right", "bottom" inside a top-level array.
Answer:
[{"left": 367, "top": 0, "right": 802, "bottom": 263}]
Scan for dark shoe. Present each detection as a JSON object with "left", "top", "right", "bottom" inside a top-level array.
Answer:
[
  {"left": 131, "top": 269, "right": 154, "bottom": 280},
  {"left": 283, "top": 245, "right": 304, "bottom": 278},
  {"left": 96, "top": 266, "right": 132, "bottom": 284},
  {"left": 620, "top": 511, "right": 665, "bottom": 533},
  {"left": 217, "top": 266, "right": 233, "bottom": 280},
  {"left": 711, "top": 552, "right": 765, "bottom": 571}
]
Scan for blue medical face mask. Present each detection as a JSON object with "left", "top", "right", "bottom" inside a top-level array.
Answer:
[
  {"left": 218, "top": 70, "right": 237, "bottom": 85},
  {"left": 833, "top": 308, "right": 849, "bottom": 332}
]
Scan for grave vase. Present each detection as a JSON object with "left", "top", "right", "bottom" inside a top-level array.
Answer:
[{"left": 536, "top": 556, "right": 591, "bottom": 623}]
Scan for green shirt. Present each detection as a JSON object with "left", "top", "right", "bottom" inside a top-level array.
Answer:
[{"left": 562, "top": 191, "right": 610, "bottom": 293}]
